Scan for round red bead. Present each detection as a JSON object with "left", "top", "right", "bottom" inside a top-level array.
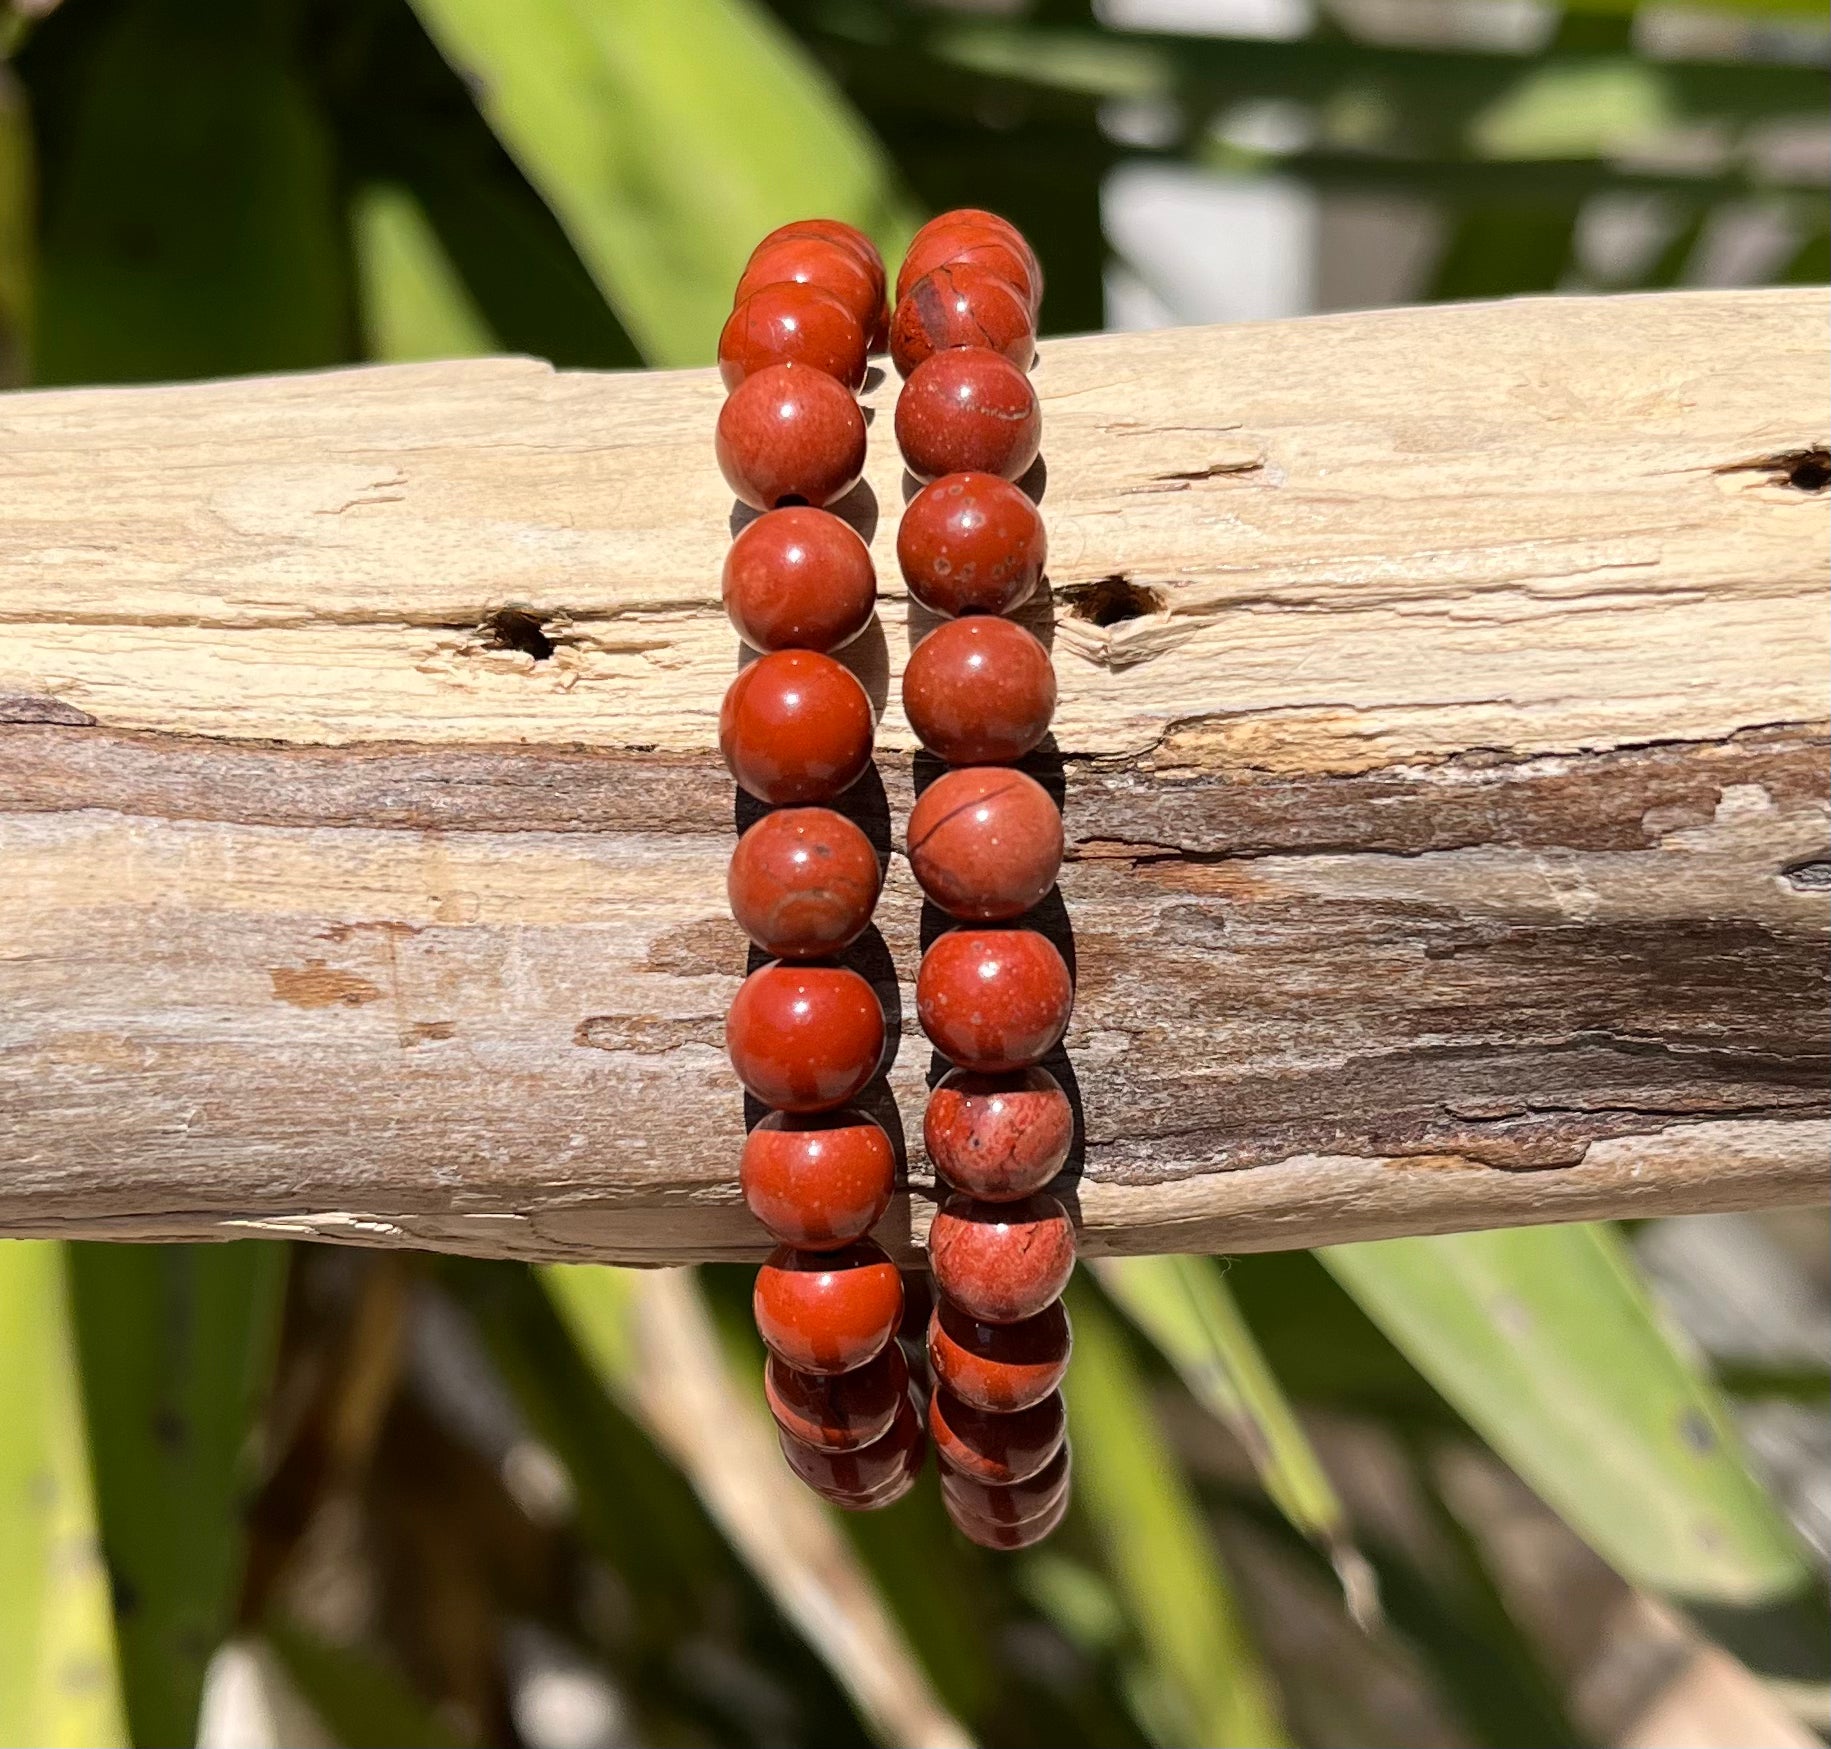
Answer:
[
  {"left": 723, "top": 508, "right": 876, "bottom": 654},
  {"left": 728, "top": 806, "right": 880, "bottom": 959},
  {"left": 753, "top": 219, "right": 885, "bottom": 293},
  {"left": 741, "top": 1108, "right": 894, "bottom": 1248},
  {"left": 717, "top": 363, "right": 867, "bottom": 511},
  {"left": 897, "top": 471, "right": 1046, "bottom": 619},
  {"left": 896, "top": 348, "right": 1041, "bottom": 485},
  {"left": 925, "top": 1066, "right": 1073, "bottom": 1200},
  {"left": 940, "top": 1440, "right": 1069, "bottom": 1528},
  {"left": 765, "top": 1340, "right": 906, "bottom": 1451},
  {"left": 917, "top": 927, "right": 1072, "bottom": 1072},
  {"left": 890, "top": 263, "right": 1034, "bottom": 380},
  {"left": 946, "top": 1481, "right": 1069, "bottom": 1549},
  {"left": 727, "top": 961, "right": 884, "bottom": 1113},
  {"left": 898, "top": 215, "right": 1042, "bottom": 316},
  {"left": 929, "top": 1193, "right": 1075, "bottom": 1325},
  {"left": 902, "top": 616, "right": 1055, "bottom": 765},
  {"left": 929, "top": 1383, "right": 1065, "bottom": 1485},
  {"left": 719, "top": 284, "right": 867, "bottom": 393},
  {"left": 907, "top": 767, "right": 1061, "bottom": 921},
  {"left": 927, "top": 1296, "right": 1070, "bottom": 1412},
  {"left": 754, "top": 1240, "right": 903, "bottom": 1374},
  {"left": 720, "top": 650, "right": 873, "bottom": 806},
  {"left": 736, "top": 236, "right": 881, "bottom": 335},
  {"left": 778, "top": 1382, "right": 923, "bottom": 1503}
]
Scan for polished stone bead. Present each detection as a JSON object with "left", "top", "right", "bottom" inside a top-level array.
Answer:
[
  {"left": 784, "top": 1386, "right": 926, "bottom": 1510},
  {"left": 927, "top": 1296, "right": 1070, "bottom": 1412},
  {"left": 728, "top": 806, "right": 881, "bottom": 959},
  {"left": 924, "top": 1066, "right": 1074, "bottom": 1201},
  {"left": 723, "top": 507, "right": 876, "bottom": 654},
  {"left": 907, "top": 767, "right": 1061, "bottom": 921},
  {"left": 929, "top": 1192, "right": 1075, "bottom": 1325},
  {"left": 719, "top": 283, "right": 868, "bottom": 393},
  {"left": 764, "top": 1340, "right": 906, "bottom": 1451},
  {"left": 897, "top": 213, "right": 1042, "bottom": 316},
  {"left": 929, "top": 1383, "right": 1065, "bottom": 1485},
  {"left": 916, "top": 927, "right": 1072, "bottom": 1071},
  {"left": 896, "top": 471, "right": 1046, "bottom": 618},
  {"left": 890, "top": 263, "right": 1034, "bottom": 379},
  {"left": 752, "top": 219, "right": 885, "bottom": 301},
  {"left": 719, "top": 650, "right": 873, "bottom": 806},
  {"left": 726, "top": 962, "right": 884, "bottom": 1113},
  {"left": 736, "top": 235, "right": 881, "bottom": 335},
  {"left": 901, "top": 616, "right": 1055, "bottom": 765},
  {"left": 946, "top": 1481, "right": 1068, "bottom": 1549},
  {"left": 754, "top": 1240, "right": 903, "bottom": 1374},
  {"left": 716, "top": 363, "right": 867, "bottom": 511},
  {"left": 895, "top": 348, "right": 1041, "bottom": 485},
  {"left": 940, "top": 1440, "right": 1068, "bottom": 1528},
  {"left": 741, "top": 1108, "right": 894, "bottom": 1248}
]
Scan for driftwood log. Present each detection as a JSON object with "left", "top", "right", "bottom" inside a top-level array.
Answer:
[{"left": 1, "top": 287, "right": 1825, "bottom": 1265}]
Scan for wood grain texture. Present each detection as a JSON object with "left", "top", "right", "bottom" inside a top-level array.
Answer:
[{"left": 1, "top": 288, "right": 1825, "bottom": 1264}]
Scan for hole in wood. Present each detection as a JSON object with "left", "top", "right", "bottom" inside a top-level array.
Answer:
[
  {"left": 1059, "top": 575, "right": 1165, "bottom": 627},
  {"left": 484, "top": 607, "right": 556, "bottom": 661},
  {"left": 1784, "top": 447, "right": 1829, "bottom": 492}
]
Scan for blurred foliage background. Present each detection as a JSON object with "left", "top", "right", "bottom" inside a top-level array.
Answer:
[{"left": 0, "top": 0, "right": 1827, "bottom": 1743}]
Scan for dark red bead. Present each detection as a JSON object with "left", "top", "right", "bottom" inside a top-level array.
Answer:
[
  {"left": 890, "top": 263, "right": 1034, "bottom": 380},
  {"left": 723, "top": 508, "right": 876, "bottom": 654},
  {"left": 916, "top": 928, "right": 1072, "bottom": 1071},
  {"left": 752, "top": 219, "right": 885, "bottom": 298},
  {"left": 925, "top": 1067, "right": 1073, "bottom": 1200},
  {"left": 741, "top": 1108, "right": 894, "bottom": 1248},
  {"left": 720, "top": 650, "right": 873, "bottom": 806},
  {"left": 736, "top": 236, "right": 880, "bottom": 335},
  {"left": 907, "top": 767, "right": 1061, "bottom": 921},
  {"left": 928, "top": 1297, "right": 1070, "bottom": 1412},
  {"left": 765, "top": 1340, "right": 906, "bottom": 1451},
  {"left": 754, "top": 1240, "right": 903, "bottom": 1374},
  {"left": 717, "top": 363, "right": 866, "bottom": 511},
  {"left": 941, "top": 1441, "right": 1069, "bottom": 1528},
  {"left": 946, "top": 1481, "right": 1069, "bottom": 1549},
  {"left": 929, "top": 1193, "right": 1075, "bottom": 1325},
  {"left": 778, "top": 1382, "right": 923, "bottom": 1501},
  {"left": 728, "top": 807, "right": 880, "bottom": 959},
  {"left": 929, "top": 1383, "right": 1065, "bottom": 1485},
  {"left": 902, "top": 616, "right": 1055, "bottom": 765},
  {"left": 726, "top": 962, "right": 884, "bottom": 1113},
  {"left": 898, "top": 215, "right": 1042, "bottom": 316},
  {"left": 719, "top": 284, "right": 868, "bottom": 393},
  {"left": 896, "top": 471, "right": 1046, "bottom": 618},
  {"left": 896, "top": 348, "right": 1041, "bottom": 484}
]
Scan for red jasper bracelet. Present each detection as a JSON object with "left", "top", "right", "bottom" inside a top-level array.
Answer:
[{"left": 715, "top": 208, "right": 1074, "bottom": 1545}]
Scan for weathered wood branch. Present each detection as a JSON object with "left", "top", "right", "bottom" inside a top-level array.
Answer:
[{"left": 1, "top": 288, "right": 1825, "bottom": 1265}]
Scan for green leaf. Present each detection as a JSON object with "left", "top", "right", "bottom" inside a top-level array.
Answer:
[
  {"left": 265, "top": 1621, "right": 465, "bottom": 1749},
  {"left": 68, "top": 1242, "right": 288, "bottom": 1748},
  {"left": 1322, "top": 1223, "right": 1809, "bottom": 1603},
  {"left": 406, "top": 0, "right": 915, "bottom": 365},
  {"left": 1094, "top": 1255, "right": 1377, "bottom": 1623},
  {"left": 354, "top": 182, "right": 496, "bottom": 362},
  {"left": 25, "top": 0, "right": 351, "bottom": 385},
  {"left": 0, "top": 1242, "right": 126, "bottom": 1749},
  {"left": 1065, "top": 1279, "right": 1287, "bottom": 1749},
  {"left": 0, "top": 70, "right": 30, "bottom": 386}
]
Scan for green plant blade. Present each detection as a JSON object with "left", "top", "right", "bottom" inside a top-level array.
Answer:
[
  {"left": 0, "top": 1242, "right": 126, "bottom": 1749},
  {"left": 1094, "top": 1255, "right": 1377, "bottom": 1623},
  {"left": 1066, "top": 1278, "right": 1287, "bottom": 1749},
  {"left": 265, "top": 1621, "right": 464, "bottom": 1749},
  {"left": 1322, "top": 1223, "right": 1808, "bottom": 1604},
  {"left": 354, "top": 182, "right": 496, "bottom": 362},
  {"left": 406, "top": 0, "right": 914, "bottom": 365},
  {"left": 67, "top": 1242, "right": 288, "bottom": 1748},
  {"left": 24, "top": 0, "right": 350, "bottom": 386}
]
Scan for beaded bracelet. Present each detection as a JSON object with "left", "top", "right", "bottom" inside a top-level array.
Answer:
[{"left": 714, "top": 210, "right": 1073, "bottom": 1545}]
